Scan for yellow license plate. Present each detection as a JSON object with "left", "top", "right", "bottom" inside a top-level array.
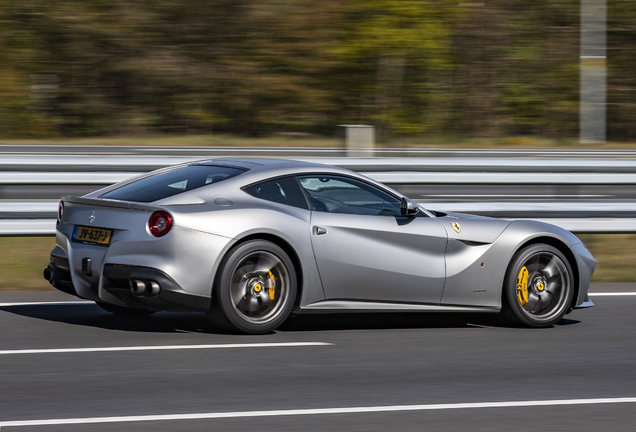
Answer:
[{"left": 72, "top": 225, "right": 112, "bottom": 246}]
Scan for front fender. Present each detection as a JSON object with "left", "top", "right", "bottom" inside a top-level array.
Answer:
[{"left": 440, "top": 219, "right": 590, "bottom": 309}]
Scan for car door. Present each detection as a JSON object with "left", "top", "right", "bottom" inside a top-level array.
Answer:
[{"left": 298, "top": 175, "right": 448, "bottom": 305}]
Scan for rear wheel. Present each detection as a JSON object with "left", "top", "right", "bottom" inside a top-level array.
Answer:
[
  {"left": 502, "top": 244, "right": 574, "bottom": 328},
  {"left": 207, "top": 240, "right": 297, "bottom": 334},
  {"left": 96, "top": 301, "right": 155, "bottom": 318}
]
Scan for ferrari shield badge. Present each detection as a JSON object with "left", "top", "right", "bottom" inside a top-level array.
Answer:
[{"left": 451, "top": 222, "right": 461, "bottom": 233}]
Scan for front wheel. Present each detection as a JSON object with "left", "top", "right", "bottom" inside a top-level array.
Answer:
[
  {"left": 502, "top": 244, "right": 574, "bottom": 328},
  {"left": 207, "top": 240, "right": 297, "bottom": 334}
]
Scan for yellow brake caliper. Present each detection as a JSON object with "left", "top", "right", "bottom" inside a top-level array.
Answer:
[
  {"left": 267, "top": 270, "right": 276, "bottom": 301},
  {"left": 516, "top": 266, "right": 529, "bottom": 306}
]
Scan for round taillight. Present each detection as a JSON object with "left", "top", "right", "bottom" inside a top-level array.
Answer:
[
  {"left": 57, "top": 200, "right": 64, "bottom": 223},
  {"left": 148, "top": 211, "right": 173, "bottom": 237}
]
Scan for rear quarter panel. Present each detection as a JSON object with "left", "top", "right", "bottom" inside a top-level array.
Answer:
[{"left": 166, "top": 195, "right": 326, "bottom": 306}]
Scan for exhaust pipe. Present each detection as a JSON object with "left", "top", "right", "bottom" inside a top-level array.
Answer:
[
  {"left": 43, "top": 268, "right": 54, "bottom": 282},
  {"left": 130, "top": 280, "right": 161, "bottom": 296},
  {"left": 131, "top": 280, "right": 146, "bottom": 295},
  {"left": 147, "top": 282, "right": 160, "bottom": 296}
]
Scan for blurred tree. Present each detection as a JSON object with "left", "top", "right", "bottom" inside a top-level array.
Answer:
[
  {"left": 0, "top": 0, "right": 634, "bottom": 140},
  {"left": 0, "top": 1, "right": 58, "bottom": 137},
  {"left": 452, "top": 1, "right": 580, "bottom": 138},
  {"left": 327, "top": 0, "right": 459, "bottom": 136},
  {"left": 607, "top": 0, "right": 636, "bottom": 140}
]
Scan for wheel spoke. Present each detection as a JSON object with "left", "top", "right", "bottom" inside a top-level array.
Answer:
[
  {"left": 238, "top": 293, "right": 262, "bottom": 314},
  {"left": 526, "top": 292, "right": 541, "bottom": 313},
  {"left": 231, "top": 283, "right": 247, "bottom": 307},
  {"left": 256, "top": 290, "right": 271, "bottom": 307},
  {"left": 261, "top": 259, "right": 282, "bottom": 276},
  {"left": 545, "top": 280, "right": 561, "bottom": 296},
  {"left": 232, "top": 266, "right": 253, "bottom": 282},
  {"left": 542, "top": 256, "right": 560, "bottom": 280},
  {"left": 526, "top": 254, "right": 543, "bottom": 273},
  {"left": 537, "top": 291, "right": 554, "bottom": 311}
]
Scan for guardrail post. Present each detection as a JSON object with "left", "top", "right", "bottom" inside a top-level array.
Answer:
[{"left": 340, "top": 125, "right": 375, "bottom": 157}]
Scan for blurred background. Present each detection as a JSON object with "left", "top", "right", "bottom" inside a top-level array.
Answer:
[
  {"left": 1, "top": 0, "right": 636, "bottom": 290},
  {"left": 0, "top": 0, "right": 634, "bottom": 140}
]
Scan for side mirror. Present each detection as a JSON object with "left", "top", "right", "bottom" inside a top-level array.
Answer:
[{"left": 400, "top": 197, "right": 418, "bottom": 216}]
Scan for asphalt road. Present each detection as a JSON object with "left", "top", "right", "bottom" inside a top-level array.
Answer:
[{"left": 0, "top": 284, "right": 635, "bottom": 431}]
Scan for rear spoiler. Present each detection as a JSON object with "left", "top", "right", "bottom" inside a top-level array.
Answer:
[{"left": 63, "top": 196, "right": 160, "bottom": 212}]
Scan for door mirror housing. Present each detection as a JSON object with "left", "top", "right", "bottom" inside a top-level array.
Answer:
[{"left": 400, "top": 197, "right": 418, "bottom": 216}]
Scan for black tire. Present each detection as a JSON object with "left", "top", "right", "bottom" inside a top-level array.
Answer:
[
  {"left": 96, "top": 301, "right": 156, "bottom": 318},
  {"left": 502, "top": 244, "right": 574, "bottom": 328},
  {"left": 207, "top": 240, "right": 297, "bottom": 334}
]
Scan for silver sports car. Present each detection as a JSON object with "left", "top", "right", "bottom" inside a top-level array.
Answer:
[{"left": 45, "top": 158, "right": 596, "bottom": 334}]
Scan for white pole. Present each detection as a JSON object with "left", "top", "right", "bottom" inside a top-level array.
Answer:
[{"left": 580, "top": 0, "right": 607, "bottom": 144}]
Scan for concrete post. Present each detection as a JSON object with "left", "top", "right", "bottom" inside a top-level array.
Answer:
[{"left": 340, "top": 125, "right": 375, "bottom": 157}]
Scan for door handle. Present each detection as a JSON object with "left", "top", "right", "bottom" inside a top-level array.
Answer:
[{"left": 313, "top": 226, "right": 327, "bottom": 235}]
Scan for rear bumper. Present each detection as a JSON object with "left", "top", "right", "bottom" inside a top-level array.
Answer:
[
  {"left": 101, "top": 264, "right": 211, "bottom": 312},
  {"left": 44, "top": 256, "right": 211, "bottom": 312},
  {"left": 45, "top": 255, "right": 78, "bottom": 297}
]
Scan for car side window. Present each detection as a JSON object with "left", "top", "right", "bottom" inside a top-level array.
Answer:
[
  {"left": 297, "top": 175, "right": 403, "bottom": 216},
  {"left": 244, "top": 176, "right": 309, "bottom": 210}
]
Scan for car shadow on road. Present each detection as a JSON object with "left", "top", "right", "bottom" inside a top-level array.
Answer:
[
  {"left": 279, "top": 313, "right": 581, "bottom": 332},
  {"left": 0, "top": 303, "right": 218, "bottom": 334},
  {"left": 0, "top": 303, "right": 580, "bottom": 334},
  {"left": 280, "top": 312, "right": 509, "bottom": 332}
]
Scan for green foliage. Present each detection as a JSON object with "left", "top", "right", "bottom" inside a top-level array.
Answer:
[
  {"left": 0, "top": 0, "right": 634, "bottom": 140},
  {"left": 324, "top": 0, "right": 459, "bottom": 135}
]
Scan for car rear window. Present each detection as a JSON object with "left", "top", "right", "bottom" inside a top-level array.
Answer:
[{"left": 101, "top": 165, "right": 245, "bottom": 203}]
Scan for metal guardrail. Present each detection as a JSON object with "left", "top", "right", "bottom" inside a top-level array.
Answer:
[{"left": 2, "top": 147, "right": 636, "bottom": 235}]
